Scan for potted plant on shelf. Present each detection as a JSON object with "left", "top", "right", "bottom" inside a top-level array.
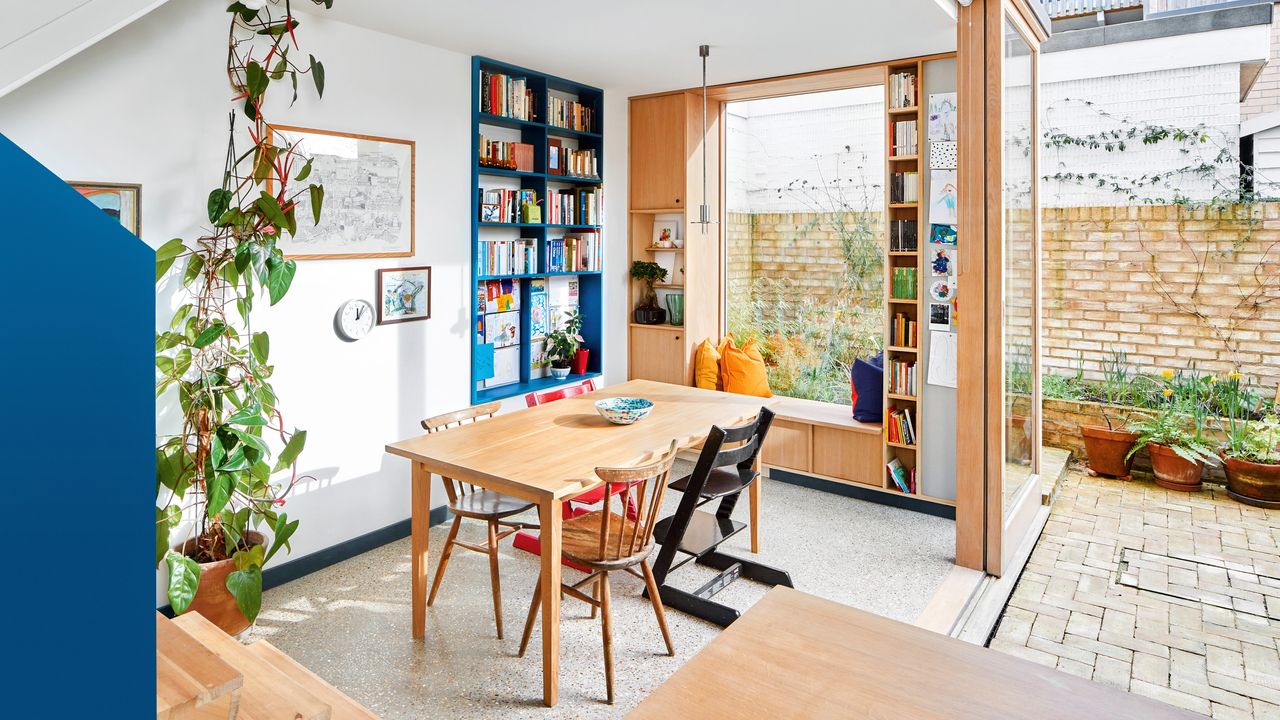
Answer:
[
  {"left": 544, "top": 310, "right": 584, "bottom": 380},
  {"left": 631, "top": 260, "right": 668, "bottom": 325},
  {"left": 154, "top": 0, "right": 329, "bottom": 635},
  {"left": 1218, "top": 373, "right": 1280, "bottom": 507},
  {"left": 1125, "top": 370, "right": 1216, "bottom": 492},
  {"left": 1080, "top": 351, "right": 1138, "bottom": 480}
]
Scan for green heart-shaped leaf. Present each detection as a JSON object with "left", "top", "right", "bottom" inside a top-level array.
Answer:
[
  {"left": 225, "top": 565, "right": 262, "bottom": 623},
  {"left": 165, "top": 552, "right": 201, "bottom": 615}
]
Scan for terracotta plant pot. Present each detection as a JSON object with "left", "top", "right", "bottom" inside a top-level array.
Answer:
[
  {"left": 572, "top": 348, "right": 589, "bottom": 375},
  {"left": 173, "top": 531, "right": 265, "bottom": 636},
  {"left": 1222, "top": 453, "right": 1280, "bottom": 509},
  {"left": 1080, "top": 425, "right": 1139, "bottom": 480},
  {"left": 1006, "top": 415, "right": 1031, "bottom": 465},
  {"left": 1146, "top": 443, "right": 1203, "bottom": 492}
]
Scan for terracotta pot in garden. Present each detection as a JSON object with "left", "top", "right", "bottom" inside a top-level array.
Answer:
[
  {"left": 1222, "top": 453, "right": 1280, "bottom": 509},
  {"left": 1080, "top": 425, "right": 1139, "bottom": 480},
  {"left": 1146, "top": 443, "right": 1204, "bottom": 492},
  {"left": 174, "top": 531, "right": 265, "bottom": 636},
  {"left": 1006, "top": 415, "right": 1032, "bottom": 465}
]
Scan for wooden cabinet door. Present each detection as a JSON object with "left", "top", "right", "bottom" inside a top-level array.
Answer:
[
  {"left": 629, "top": 94, "right": 685, "bottom": 210},
  {"left": 629, "top": 326, "right": 687, "bottom": 385}
]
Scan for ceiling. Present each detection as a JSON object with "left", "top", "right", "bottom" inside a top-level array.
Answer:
[{"left": 322, "top": 0, "right": 959, "bottom": 95}]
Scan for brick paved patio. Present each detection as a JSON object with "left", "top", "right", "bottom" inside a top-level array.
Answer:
[{"left": 989, "top": 467, "right": 1280, "bottom": 719}]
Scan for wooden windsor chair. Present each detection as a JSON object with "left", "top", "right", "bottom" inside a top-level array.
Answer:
[
  {"left": 517, "top": 440, "right": 680, "bottom": 705},
  {"left": 420, "top": 401, "right": 537, "bottom": 639}
]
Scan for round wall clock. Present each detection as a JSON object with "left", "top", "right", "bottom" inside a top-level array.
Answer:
[{"left": 335, "top": 299, "right": 375, "bottom": 341}]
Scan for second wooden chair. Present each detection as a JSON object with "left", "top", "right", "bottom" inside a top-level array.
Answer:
[{"left": 420, "top": 401, "right": 537, "bottom": 639}]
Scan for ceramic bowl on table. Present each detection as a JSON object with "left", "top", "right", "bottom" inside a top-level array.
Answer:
[{"left": 594, "top": 397, "right": 654, "bottom": 425}]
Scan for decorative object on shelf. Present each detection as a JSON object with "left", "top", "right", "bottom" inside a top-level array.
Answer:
[
  {"left": 70, "top": 181, "right": 140, "bottom": 235},
  {"left": 480, "top": 203, "right": 501, "bottom": 222},
  {"left": 544, "top": 308, "right": 584, "bottom": 378},
  {"left": 155, "top": 0, "right": 330, "bottom": 635},
  {"left": 335, "top": 298, "right": 375, "bottom": 341},
  {"left": 652, "top": 219, "right": 679, "bottom": 248},
  {"left": 572, "top": 348, "right": 590, "bottom": 375},
  {"left": 631, "top": 260, "right": 668, "bottom": 324},
  {"left": 666, "top": 292, "right": 685, "bottom": 326},
  {"left": 594, "top": 397, "right": 654, "bottom": 425},
  {"left": 270, "top": 125, "right": 415, "bottom": 260},
  {"left": 377, "top": 266, "right": 431, "bottom": 325}
]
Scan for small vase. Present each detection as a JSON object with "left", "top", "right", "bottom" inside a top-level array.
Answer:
[
  {"left": 633, "top": 307, "right": 666, "bottom": 325},
  {"left": 572, "top": 348, "right": 589, "bottom": 374},
  {"left": 666, "top": 293, "right": 684, "bottom": 326}
]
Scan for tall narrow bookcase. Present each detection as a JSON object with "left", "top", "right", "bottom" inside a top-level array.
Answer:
[
  {"left": 884, "top": 60, "right": 925, "bottom": 496},
  {"left": 470, "top": 56, "right": 605, "bottom": 403}
]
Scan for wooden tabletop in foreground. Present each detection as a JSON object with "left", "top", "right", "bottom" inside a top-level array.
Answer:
[{"left": 626, "top": 586, "right": 1202, "bottom": 720}]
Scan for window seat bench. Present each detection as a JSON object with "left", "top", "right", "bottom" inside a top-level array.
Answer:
[{"left": 762, "top": 396, "right": 883, "bottom": 489}]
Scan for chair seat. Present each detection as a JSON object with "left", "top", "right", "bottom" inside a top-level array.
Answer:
[
  {"left": 449, "top": 490, "right": 535, "bottom": 519},
  {"left": 653, "top": 510, "right": 746, "bottom": 558},
  {"left": 561, "top": 511, "right": 652, "bottom": 569},
  {"left": 668, "top": 466, "right": 757, "bottom": 499}
]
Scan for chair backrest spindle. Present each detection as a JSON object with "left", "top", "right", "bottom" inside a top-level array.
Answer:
[
  {"left": 420, "top": 401, "right": 503, "bottom": 499},
  {"left": 590, "top": 440, "right": 678, "bottom": 564}
]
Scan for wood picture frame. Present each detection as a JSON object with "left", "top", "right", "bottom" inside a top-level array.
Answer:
[
  {"left": 70, "top": 181, "right": 141, "bottom": 236},
  {"left": 377, "top": 266, "right": 431, "bottom": 325},
  {"left": 267, "top": 125, "right": 416, "bottom": 260}
]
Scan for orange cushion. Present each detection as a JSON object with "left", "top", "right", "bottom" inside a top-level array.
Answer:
[
  {"left": 721, "top": 340, "right": 773, "bottom": 398},
  {"left": 694, "top": 337, "right": 721, "bottom": 390}
]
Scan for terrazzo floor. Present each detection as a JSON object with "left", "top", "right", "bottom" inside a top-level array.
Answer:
[{"left": 248, "top": 470, "right": 955, "bottom": 718}]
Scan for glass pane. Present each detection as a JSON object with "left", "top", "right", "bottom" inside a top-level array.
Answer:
[
  {"left": 723, "top": 87, "right": 886, "bottom": 404},
  {"left": 1002, "top": 16, "right": 1037, "bottom": 520}
]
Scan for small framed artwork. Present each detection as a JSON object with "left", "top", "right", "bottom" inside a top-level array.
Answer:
[
  {"left": 480, "top": 203, "right": 502, "bottom": 223},
  {"left": 71, "top": 182, "right": 141, "bottom": 235},
  {"left": 377, "top": 266, "right": 431, "bottom": 325},
  {"left": 651, "top": 219, "right": 680, "bottom": 248},
  {"left": 929, "top": 302, "right": 951, "bottom": 331}
]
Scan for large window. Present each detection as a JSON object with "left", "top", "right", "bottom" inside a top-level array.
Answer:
[{"left": 724, "top": 87, "right": 886, "bottom": 404}]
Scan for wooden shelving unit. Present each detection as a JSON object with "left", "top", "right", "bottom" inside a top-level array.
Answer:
[
  {"left": 470, "top": 56, "right": 604, "bottom": 403},
  {"left": 883, "top": 60, "right": 925, "bottom": 497}
]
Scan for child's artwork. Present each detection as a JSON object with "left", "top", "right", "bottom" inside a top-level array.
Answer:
[
  {"left": 485, "top": 311, "right": 520, "bottom": 348},
  {"left": 927, "top": 92, "right": 957, "bottom": 142},
  {"left": 485, "top": 346, "right": 520, "bottom": 388},
  {"left": 929, "top": 278, "right": 956, "bottom": 302},
  {"left": 484, "top": 278, "right": 520, "bottom": 313},
  {"left": 928, "top": 171, "right": 958, "bottom": 225},
  {"left": 929, "top": 302, "right": 952, "bottom": 332},
  {"left": 529, "top": 278, "right": 549, "bottom": 338},
  {"left": 529, "top": 338, "right": 548, "bottom": 379},
  {"left": 929, "top": 223, "right": 957, "bottom": 246},
  {"left": 928, "top": 140, "right": 957, "bottom": 170},
  {"left": 931, "top": 247, "right": 954, "bottom": 276}
]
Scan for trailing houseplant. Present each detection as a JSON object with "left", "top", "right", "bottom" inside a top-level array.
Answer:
[
  {"left": 154, "top": 0, "right": 332, "bottom": 634},
  {"left": 544, "top": 309, "right": 583, "bottom": 379},
  {"left": 1217, "top": 373, "right": 1280, "bottom": 507},
  {"left": 1125, "top": 369, "right": 1217, "bottom": 492},
  {"left": 631, "top": 260, "right": 668, "bottom": 325}
]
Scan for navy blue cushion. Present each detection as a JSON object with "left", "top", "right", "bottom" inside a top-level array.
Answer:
[{"left": 851, "top": 354, "right": 884, "bottom": 423}]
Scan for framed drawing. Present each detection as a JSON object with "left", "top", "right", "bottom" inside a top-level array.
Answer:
[
  {"left": 377, "top": 266, "right": 431, "bottom": 325},
  {"left": 269, "top": 125, "right": 415, "bottom": 260},
  {"left": 71, "top": 182, "right": 141, "bottom": 235}
]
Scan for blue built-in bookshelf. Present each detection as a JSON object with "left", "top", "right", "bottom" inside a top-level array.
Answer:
[{"left": 471, "top": 56, "right": 604, "bottom": 403}]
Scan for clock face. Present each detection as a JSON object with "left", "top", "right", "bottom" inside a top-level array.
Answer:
[{"left": 336, "top": 299, "right": 375, "bottom": 341}]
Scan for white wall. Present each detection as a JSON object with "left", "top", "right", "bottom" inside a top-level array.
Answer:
[{"left": 0, "top": 0, "right": 629, "bottom": 605}]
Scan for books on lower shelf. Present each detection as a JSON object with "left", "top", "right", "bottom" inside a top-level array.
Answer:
[
  {"left": 479, "top": 188, "right": 540, "bottom": 224},
  {"left": 547, "top": 96, "right": 595, "bottom": 133},
  {"left": 890, "top": 172, "right": 919, "bottom": 204},
  {"left": 890, "top": 219, "right": 918, "bottom": 252},
  {"left": 890, "top": 267, "right": 918, "bottom": 300},
  {"left": 547, "top": 187, "right": 601, "bottom": 225},
  {"left": 886, "top": 458, "right": 917, "bottom": 494},
  {"left": 478, "top": 238, "right": 537, "bottom": 276},
  {"left": 546, "top": 231, "right": 601, "bottom": 273},
  {"left": 891, "top": 313, "right": 918, "bottom": 348},
  {"left": 478, "top": 135, "right": 533, "bottom": 171},
  {"left": 889, "top": 359, "right": 917, "bottom": 396},
  {"left": 886, "top": 406, "right": 916, "bottom": 446},
  {"left": 479, "top": 70, "right": 534, "bottom": 121},
  {"left": 892, "top": 120, "right": 918, "bottom": 157},
  {"left": 889, "top": 72, "right": 917, "bottom": 109}
]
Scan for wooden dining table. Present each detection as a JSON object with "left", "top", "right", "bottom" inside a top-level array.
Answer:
[{"left": 384, "top": 379, "right": 775, "bottom": 707}]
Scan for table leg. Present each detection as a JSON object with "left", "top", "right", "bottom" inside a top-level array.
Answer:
[
  {"left": 411, "top": 461, "right": 431, "bottom": 639},
  {"left": 539, "top": 499, "right": 563, "bottom": 707},
  {"left": 750, "top": 472, "right": 762, "bottom": 554}
]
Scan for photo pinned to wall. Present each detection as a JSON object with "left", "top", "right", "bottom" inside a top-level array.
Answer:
[
  {"left": 928, "top": 141, "right": 957, "bottom": 170},
  {"left": 930, "top": 246, "right": 955, "bottom": 276},
  {"left": 927, "top": 92, "right": 957, "bottom": 142},
  {"left": 928, "top": 223, "right": 957, "bottom": 246},
  {"left": 929, "top": 278, "right": 956, "bottom": 302},
  {"left": 71, "top": 182, "right": 141, "bottom": 235},
  {"left": 928, "top": 170, "right": 958, "bottom": 225},
  {"left": 929, "top": 302, "right": 952, "bottom": 332},
  {"left": 376, "top": 266, "right": 431, "bottom": 325}
]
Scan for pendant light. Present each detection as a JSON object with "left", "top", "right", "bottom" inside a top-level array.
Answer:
[{"left": 696, "top": 44, "right": 711, "bottom": 233}]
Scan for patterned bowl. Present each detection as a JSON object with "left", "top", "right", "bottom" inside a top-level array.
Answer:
[{"left": 594, "top": 397, "right": 654, "bottom": 425}]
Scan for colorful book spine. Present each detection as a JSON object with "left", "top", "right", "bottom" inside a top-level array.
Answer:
[{"left": 479, "top": 71, "right": 534, "bottom": 121}]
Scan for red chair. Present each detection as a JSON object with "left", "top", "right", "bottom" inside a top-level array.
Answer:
[{"left": 523, "top": 378, "right": 596, "bottom": 407}]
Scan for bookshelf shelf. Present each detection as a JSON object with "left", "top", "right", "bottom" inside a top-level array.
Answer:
[
  {"left": 888, "top": 393, "right": 918, "bottom": 401},
  {"left": 888, "top": 155, "right": 919, "bottom": 162},
  {"left": 888, "top": 203, "right": 918, "bottom": 210},
  {"left": 886, "top": 441, "right": 918, "bottom": 450},
  {"left": 888, "top": 106, "right": 919, "bottom": 115},
  {"left": 888, "top": 251, "right": 918, "bottom": 257},
  {"left": 471, "top": 56, "right": 605, "bottom": 403},
  {"left": 887, "top": 346, "right": 918, "bottom": 353},
  {"left": 888, "top": 298, "right": 917, "bottom": 305}
]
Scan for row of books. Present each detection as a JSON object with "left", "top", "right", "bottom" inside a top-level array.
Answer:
[
  {"left": 547, "top": 187, "right": 602, "bottom": 226},
  {"left": 479, "top": 71, "right": 534, "bottom": 121},
  {"left": 478, "top": 135, "right": 534, "bottom": 171},
  {"left": 889, "top": 72, "right": 917, "bottom": 109},
  {"left": 885, "top": 407, "right": 917, "bottom": 446},
  {"left": 479, "top": 188, "right": 540, "bottom": 224},
  {"left": 890, "top": 172, "right": 920, "bottom": 204},
  {"left": 547, "top": 96, "right": 595, "bottom": 133},
  {"left": 546, "top": 231, "right": 602, "bottom": 273},
  {"left": 555, "top": 147, "right": 599, "bottom": 179},
  {"left": 891, "top": 120, "right": 918, "bottom": 157},
  {"left": 888, "top": 359, "right": 918, "bottom": 396},
  {"left": 891, "top": 312, "right": 918, "bottom": 348},
  {"left": 478, "top": 238, "right": 537, "bottom": 276},
  {"left": 886, "top": 458, "right": 917, "bottom": 494},
  {"left": 890, "top": 266, "right": 918, "bottom": 300},
  {"left": 889, "top": 219, "right": 918, "bottom": 252}
]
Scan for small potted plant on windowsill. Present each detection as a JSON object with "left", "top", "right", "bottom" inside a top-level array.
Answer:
[
  {"left": 631, "top": 260, "right": 668, "bottom": 325},
  {"left": 1218, "top": 372, "right": 1280, "bottom": 507},
  {"left": 544, "top": 310, "right": 584, "bottom": 380}
]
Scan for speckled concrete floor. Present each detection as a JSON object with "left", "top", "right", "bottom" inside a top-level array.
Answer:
[{"left": 249, "top": 471, "right": 955, "bottom": 718}]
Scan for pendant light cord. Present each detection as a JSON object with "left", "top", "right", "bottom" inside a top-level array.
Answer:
[{"left": 699, "top": 44, "right": 710, "bottom": 232}]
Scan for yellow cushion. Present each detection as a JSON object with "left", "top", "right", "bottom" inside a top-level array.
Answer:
[
  {"left": 721, "top": 340, "right": 773, "bottom": 398},
  {"left": 694, "top": 337, "right": 722, "bottom": 390},
  {"left": 740, "top": 336, "right": 764, "bottom": 362}
]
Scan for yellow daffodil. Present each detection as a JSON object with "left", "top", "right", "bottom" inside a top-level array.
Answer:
[
  {"left": 1207, "top": 375, "right": 1217, "bottom": 384},
  {"left": 1160, "top": 369, "right": 1174, "bottom": 380},
  {"left": 1162, "top": 388, "right": 1173, "bottom": 398},
  {"left": 1229, "top": 371, "right": 1242, "bottom": 381}
]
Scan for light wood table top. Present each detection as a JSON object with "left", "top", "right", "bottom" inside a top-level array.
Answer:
[
  {"left": 627, "top": 586, "right": 1201, "bottom": 720},
  {"left": 386, "top": 379, "right": 775, "bottom": 502}
]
